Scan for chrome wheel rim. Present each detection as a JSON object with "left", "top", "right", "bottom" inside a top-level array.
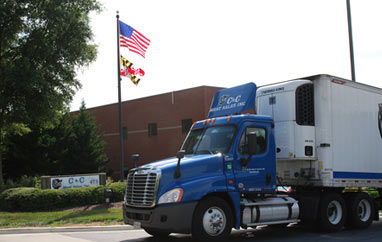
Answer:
[
  {"left": 358, "top": 199, "right": 371, "bottom": 222},
  {"left": 202, "top": 207, "right": 226, "bottom": 236},
  {"left": 327, "top": 200, "right": 342, "bottom": 225}
]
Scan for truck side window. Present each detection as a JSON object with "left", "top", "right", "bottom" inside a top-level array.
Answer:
[{"left": 238, "top": 127, "right": 267, "bottom": 154}]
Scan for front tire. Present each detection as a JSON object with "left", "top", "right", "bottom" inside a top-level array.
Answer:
[
  {"left": 192, "top": 196, "right": 233, "bottom": 241},
  {"left": 345, "top": 192, "right": 374, "bottom": 229},
  {"left": 318, "top": 192, "right": 347, "bottom": 232}
]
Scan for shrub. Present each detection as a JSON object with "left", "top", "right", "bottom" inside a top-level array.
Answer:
[
  {"left": 0, "top": 176, "right": 41, "bottom": 192},
  {"left": 0, "top": 182, "right": 126, "bottom": 212},
  {"left": 107, "top": 182, "right": 125, "bottom": 202}
]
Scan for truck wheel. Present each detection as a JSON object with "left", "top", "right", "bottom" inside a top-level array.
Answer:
[
  {"left": 345, "top": 192, "right": 374, "bottom": 229},
  {"left": 192, "top": 196, "right": 233, "bottom": 241},
  {"left": 143, "top": 228, "right": 170, "bottom": 238},
  {"left": 318, "top": 192, "right": 347, "bottom": 232}
]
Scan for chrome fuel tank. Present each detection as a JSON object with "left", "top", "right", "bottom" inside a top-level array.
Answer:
[{"left": 242, "top": 196, "right": 299, "bottom": 226}]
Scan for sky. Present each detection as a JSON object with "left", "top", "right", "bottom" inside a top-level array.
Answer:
[{"left": 71, "top": 0, "right": 382, "bottom": 111}]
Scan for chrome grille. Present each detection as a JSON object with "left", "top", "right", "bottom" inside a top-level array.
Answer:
[{"left": 126, "top": 168, "right": 161, "bottom": 207}]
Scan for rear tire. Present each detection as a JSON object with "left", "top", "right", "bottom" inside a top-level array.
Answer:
[
  {"left": 318, "top": 192, "right": 347, "bottom": 232},
  {"left": 345, "top": 192, "right": 374, "bottom": 229},
  {"left": 191, "top": 196, "right": 233, "bottom": 241}
]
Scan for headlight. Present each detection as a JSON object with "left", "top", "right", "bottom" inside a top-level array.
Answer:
[{"left": 158, "top": 188, "right": 183, "bottom": 204}]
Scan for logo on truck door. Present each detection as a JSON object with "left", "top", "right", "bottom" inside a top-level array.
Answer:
[{"left": 379, "top": 104, "right": 382, "bottom": 138}]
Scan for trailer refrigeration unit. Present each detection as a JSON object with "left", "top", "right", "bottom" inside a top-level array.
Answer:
[{"left": 123, "top": 74, "right": 382, "bottom": 241}]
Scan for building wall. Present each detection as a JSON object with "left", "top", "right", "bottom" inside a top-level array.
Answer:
[{"left": 86, "top": 86, "right": 221, "bottom": 178}]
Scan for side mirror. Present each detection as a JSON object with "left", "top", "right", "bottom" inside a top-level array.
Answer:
[
  {"left": 174, "top": 150, "right": 185, "bottom": 179},
  {"left": 247, "top": 132, "right": 257, "bottom": 155},
  {"left": 241, "top": 133, "right": 257, "bottom": 167},
  {"left": 176, "top": 150, "right": 185, "bottom": 159},
  {"left": 131, "top": 154, "right": 139, "bottom": 168}
]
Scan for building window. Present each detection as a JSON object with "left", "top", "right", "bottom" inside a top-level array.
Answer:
[
  {"left": 148, "top": 123, "right": 157, "bottom": 136},
  {"left": 122, "top": 127, "right": 128, "bottom": 140},
  {"left": 182, "top": 119, "right": 193, "bottom": 133}
]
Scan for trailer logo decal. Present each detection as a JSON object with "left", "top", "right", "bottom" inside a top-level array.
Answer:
[
  {"left": 261, "top": 87, "right": 284, "bottom": 94},
  {"left": 378, "top": 103, "right": 382, "bottom": 138},
  {"left": 331, "top": 79, "right": 346, "bottom": 85}
]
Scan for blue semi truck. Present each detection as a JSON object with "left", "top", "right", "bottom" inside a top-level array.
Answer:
[{"left": 123, "top": 75, "right": 382, "bottom": 241}]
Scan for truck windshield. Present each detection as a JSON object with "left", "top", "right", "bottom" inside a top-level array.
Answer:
[{"left": 181, "top": 125, "right": 236, "bottom": 155}]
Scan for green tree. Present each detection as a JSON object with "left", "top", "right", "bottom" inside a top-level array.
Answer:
[
  {"left": 60, "top": 101, "right": 109, "bottom": 174},
  {"left": 0, "top": 0, "right": 101, "bottom": 184},
  {"left": 4, "top": 102, "right": 109, "bottom": 178}
]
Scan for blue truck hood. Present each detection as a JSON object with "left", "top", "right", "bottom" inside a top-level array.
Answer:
[
  {"left": 141, "top": 153, "right": 223, "bottom": 171},
  {"left": 140, "top": 154, "right": 225, "bottom": 200}
]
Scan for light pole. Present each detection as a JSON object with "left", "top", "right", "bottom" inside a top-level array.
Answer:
[{"left": 346, "top": 0, "right": 356, "bottom": 81}]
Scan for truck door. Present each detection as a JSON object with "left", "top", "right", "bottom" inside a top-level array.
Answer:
[{"left": 234, "top": 123, "right": 276, "bottom": 193}]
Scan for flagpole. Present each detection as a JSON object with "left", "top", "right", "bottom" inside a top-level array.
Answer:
[{"left": 116, "top": 11, "right": 125, "bottom": 182}]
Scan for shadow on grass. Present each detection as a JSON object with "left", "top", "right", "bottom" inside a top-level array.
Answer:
[
  {"left": 75, "top": 203, "right": 116, "bottom": 211},
  {"left": 51, "top": 208, "right": 118, "bottom": 224}
]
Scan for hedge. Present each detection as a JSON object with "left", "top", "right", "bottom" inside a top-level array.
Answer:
[{"left": 0, "top": 182, "right": 126, "bottom": 212}]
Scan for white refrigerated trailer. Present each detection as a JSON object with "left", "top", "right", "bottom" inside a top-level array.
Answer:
[
  {"left": 257, "top": 74, "right": 382, "bottom": 187},
  {"left": 256, "top": 74, "right": 382, "bottom": 230}
]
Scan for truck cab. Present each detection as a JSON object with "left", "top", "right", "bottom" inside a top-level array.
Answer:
[{"left": 123, "top": 114, "right": 284, "bottom": 239}]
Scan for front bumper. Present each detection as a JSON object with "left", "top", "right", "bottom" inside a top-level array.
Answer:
[{"left": 123, "top": 201, "right": 197, "bottom": 234}]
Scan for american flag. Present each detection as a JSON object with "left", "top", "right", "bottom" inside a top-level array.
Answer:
[{"left": 119, "top": 21, "right": 150, "bottom": 58}]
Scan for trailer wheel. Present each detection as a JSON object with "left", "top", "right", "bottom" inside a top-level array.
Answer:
[
  {"left": 345, "top": 192, "right": 374, "bottom": 229},
  {"left": 318, "top": 192, "right": 347, "bottom": 232},
  {"left": 192, "top": 196, "right": 233, "bottom": 241},
  {"left": 143, "top": 228, "right": 170, "bottom": 238}
]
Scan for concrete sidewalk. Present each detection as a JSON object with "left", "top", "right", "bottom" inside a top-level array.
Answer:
[{"left": 0, "top": 225, "right": 136, "bottom": 234}]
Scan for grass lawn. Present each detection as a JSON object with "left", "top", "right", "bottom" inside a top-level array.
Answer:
[{"left": 0, "top": 208, "right": 124, "bottom": 228}]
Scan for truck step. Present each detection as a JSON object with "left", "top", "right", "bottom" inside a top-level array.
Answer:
[
  {"left": 245, "top": 219, "right": 300, "bottom": 227},
  {"left": 241, "top": 200, "right": 297, "bottom": 207}
]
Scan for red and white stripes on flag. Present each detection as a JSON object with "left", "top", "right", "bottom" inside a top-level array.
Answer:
[{"left": 119, "top": 21, "right": 150, "bottom": 58}]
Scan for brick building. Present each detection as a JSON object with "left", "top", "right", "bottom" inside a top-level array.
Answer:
[{"left": 86, "top": 86, "right": 222, "bottom": 178}]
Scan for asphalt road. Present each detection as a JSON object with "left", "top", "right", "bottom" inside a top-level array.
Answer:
[{"left": 2, "top": 220, "right": 382, "bottom": 242}]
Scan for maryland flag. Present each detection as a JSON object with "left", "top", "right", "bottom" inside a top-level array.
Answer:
[{"left": 120, "top": 55, "right": 145, "bottom": 85}]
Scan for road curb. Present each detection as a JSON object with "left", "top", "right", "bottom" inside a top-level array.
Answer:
[{"left": 0, "top": 225, "right": 136, "bottom": 234}]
